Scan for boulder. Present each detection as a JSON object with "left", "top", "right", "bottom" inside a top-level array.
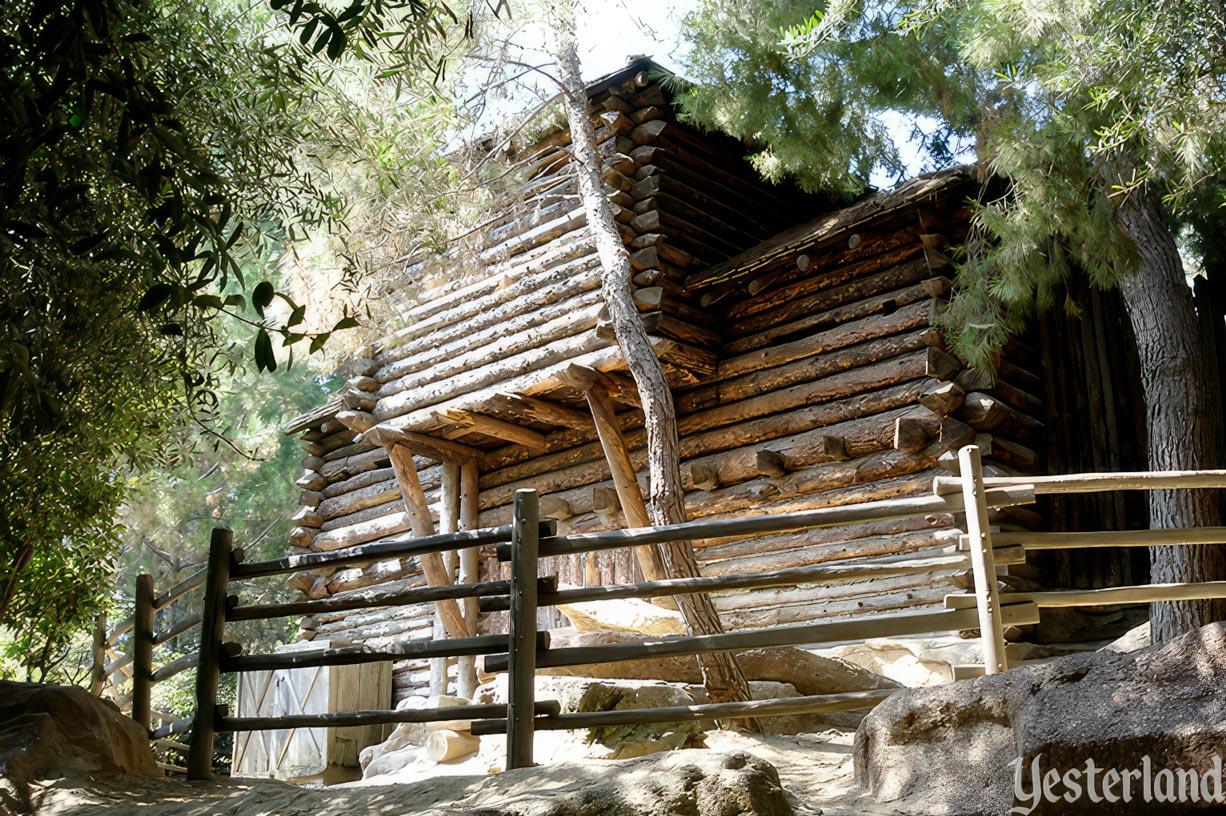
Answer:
[
  {"left": 359, "top": 695, "right": 472, "bottom": 778},
  {"left": 854, "top": 623, "right": 1226, "bottom": 815},
  {"left": 817, "top": 636, "right": 974, "bottom": 686},
  {"left": 688, "top": 680, "right": 870, "bottom": 733},
  {"left": 819, "top": 636, "right": 1085, "bottom": 688},
  {"left": 1101, "top": 621, "right": 1151, "bottom": 654},
  {"left": 556, "top": 597, "right": 686, "bottom": 635},
  {"left": 734, "top": 647, "right": 897, "bottom": 696},
  {"left": 0, "top": 681, "right": 157, "bottom": 812},
  {"left": 455, "top": 750, "right": 796, "bottom": 816},
  {"left": 476, "top": 676, "right": 706, "bottom": 764}
]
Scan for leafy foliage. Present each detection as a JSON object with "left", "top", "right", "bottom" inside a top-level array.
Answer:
[
  {"left": 0, "top": 0, "right": 463, "bottom": 668},
  {"left": 678, "top": 0, "right": 1226, "bottom": 366},
  {"left": 926, "top": 0, "right": 1226, "bottom": 365},
  {"left": 676, "top": 0, "right": 981, "bottom": 194}
]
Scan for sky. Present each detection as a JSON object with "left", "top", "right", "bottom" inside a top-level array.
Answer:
[{"left": 571, "top": 0, "right": 698, "bottom": 77}]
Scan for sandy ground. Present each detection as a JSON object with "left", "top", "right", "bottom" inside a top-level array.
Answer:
[{"left": 28, "top": 729, "right": 884, "bottom": 816}]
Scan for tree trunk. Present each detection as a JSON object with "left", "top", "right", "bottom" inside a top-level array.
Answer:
[
  {"left": 548, "top": 4, "right": 756, "bottom": 720},
  {"left": 1116, "top": 192, "right": 1226, "bottom": 642},
  {"left": 0, "top": 539, "right": 33, "bottom": 625}
]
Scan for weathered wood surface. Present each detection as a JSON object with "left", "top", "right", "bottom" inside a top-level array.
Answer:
[{"left": 276, "top": 87, "right": 1037, "bottom": 707}]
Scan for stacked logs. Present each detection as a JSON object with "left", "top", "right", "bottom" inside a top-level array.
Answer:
[
  {"left": 279, "top": 65, "right": 1044, "bottom": 701},
  {"left": 457, "top": 171, "right": 1043, "bottom": 630}
]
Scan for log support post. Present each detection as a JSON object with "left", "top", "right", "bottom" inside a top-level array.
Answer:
[
  {"left": 388, "top": 444, "right": 469, "bottom": 638},
  {"left": 389, "top": 440, "right": 483, "bottom": 697},
  {"left": 131, "top": 574, "right": 155, "bottom": 732},
  {"left": 959, "top": 445, "right": 1008, "bottom": 674},
  {"left": 457, "top": 460, "right": 481, "bottom": 699},
  {"left": 507, "top": 489, "right": 540, "bottom": 770},
  {"left": 566, "top": 370, "right": 667, "bottom": 583},
  {"left": 187, "top": 527, "right": 233, "bottom": 781}
]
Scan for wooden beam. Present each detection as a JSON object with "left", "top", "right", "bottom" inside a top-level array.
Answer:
[
  {"left": 484, "top": 605, "right": 1038, "bottom": 673},
  {"left": 580, "top": 381, "right": 667, "bottom": 582},
  {"left": 436, "top": 410, "right": 547, "bottom": 449},
  {"left": 996, "top": 526, "right": 1226, "bottom": 550},
  {"left": 186, "top": 528, "right": 231, "bottom": 781},
  {"left": 933, "top": 469, "right": 1226, "bottom": 497},
  {"left": 131, "top": 574, "right": 154, "bottom": 732},
  {"left": 387, "top": 445, "right": 468, "bottom": 640},
  {"left": 226, "top": 631, "right": 550, "bottom": 671},
  {"left": 480, "top": 554, "right": 973, "bottom": 612},
  {"left": 218, "top": 701, "right": 561, "bottom": 732},
  {"left": 490, "top": 392, "right": 593, "bottom": 430},
  {"left": 947, "top": 580, "right": 1226, "bottom": 609},
  {"left": 457, "top": 459, "right": 481, "bottom": 699},
  {"left": 959, "top": 445, "right": 1007, "bottom": 675},
  {"left": 434, "top": 461, "right": 463, "bottom": 695},
  {"left": 365, "top": 426, "right": 482, "bottom": 464},
  {"left": 473, "top": 689, "right": 896, "bottom": 736},
  {"left": 506, "top": 490, "right": 540, "bottom": 770},
  {"left": 559, "top": 364, "right": 642, "bottom": 409},
  {"left": 335, "top": 410, "right": 376, "bottom": 433}
]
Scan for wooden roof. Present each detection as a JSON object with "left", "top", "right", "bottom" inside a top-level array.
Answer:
[{"left": 688, "top": 167, "right": 976, "bottom": 297}]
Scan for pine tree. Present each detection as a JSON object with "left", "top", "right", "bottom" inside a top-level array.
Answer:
[{"left": 679, "top": 0, "right": 1226, "bottom": 641}]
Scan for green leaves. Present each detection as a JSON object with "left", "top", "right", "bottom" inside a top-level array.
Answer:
[
  {"left": 254, "top": 328, "right": 277, "bottom": 372},
  {"left": 138, "top": 283, "right": 177, "bottom": 311},
  {"left": 252, "top": 281, "right": 275, "bottom": 317}
]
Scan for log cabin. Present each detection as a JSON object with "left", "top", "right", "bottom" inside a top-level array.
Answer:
[{"left": 279, "top": 57, "right": 1147, "bottom": 703}]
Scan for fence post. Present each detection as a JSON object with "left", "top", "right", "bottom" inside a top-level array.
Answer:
[
  {"left": 506, "top": 489, "right": 540, "bottom": 769},
  {"left": 187, "top": 527, "right": 232, "bottom": 781},
  {"left": 958, "top": 445, "right": 1008, "bottom": 674},
  {"left": 131, "top": 574, "right": 155, "bottom": 730}
]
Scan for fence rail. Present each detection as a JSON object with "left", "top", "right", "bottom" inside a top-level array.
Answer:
[{"left": 89, "top": 445, "right": 1226, "bottom": 779}]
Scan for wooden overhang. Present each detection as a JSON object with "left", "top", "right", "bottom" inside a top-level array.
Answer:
[{"left": 688, "top": 167, "right": 977, "bottom": 305}]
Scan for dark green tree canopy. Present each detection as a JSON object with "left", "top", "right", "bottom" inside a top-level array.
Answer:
[
  {"left": 676, "top": 0, "right": 983, "bottom": 195},
  {"left": 0, "top": 0, "right": 449, "bottom": 637}
]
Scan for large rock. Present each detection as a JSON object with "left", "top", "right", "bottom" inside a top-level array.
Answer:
[
  {"left": 819, "top": 636, "right": 1087, "bottom": 688},
  {"left": 475, "top": 676, "right": 706, "bottom": 766},
  {"left": 541, "top": 629, "right": 898, "bottom": 695},
  {"left": 359, "top": 695, "right": 472, "bottom": 778},
  {"left": 1101, "top": 621, "right": 1151, "bottom": 654},
  {"left": 1, "top": 681, "right": 156, "bottom": 812},
  {"left": 854, "top": 623, "right": 1226, "bottom": 815},
  {"left": 557, "top": 597, "right": 687, "bottom": 635},
  {"left": 458, "top": 750, "right": 796, "bottom": 816},
  {"left": 688, "top": 680, "right": 871, "bottom": 733}
]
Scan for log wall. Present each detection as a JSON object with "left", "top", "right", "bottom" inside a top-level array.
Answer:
[{"left": 278, "top": 63, "right": 1054, "bottom": 704}]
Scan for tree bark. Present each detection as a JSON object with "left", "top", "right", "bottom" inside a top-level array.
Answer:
[
  {"left": 1116, "top": 192, "right": 1226, "bottom": 642},
  {"left": 549, "top": 3, "right": 756, "bottom": 720}
]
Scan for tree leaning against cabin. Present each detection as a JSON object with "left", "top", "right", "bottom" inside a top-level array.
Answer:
[
  {"left": 547, "top": 0, "right": 755, "bottom": 713},
  {"left": 678, "top": 0, "right": 1226, "bottom": 641},
  {"left": 281, "top": 54, "right": 1094, "bottom": 705}
]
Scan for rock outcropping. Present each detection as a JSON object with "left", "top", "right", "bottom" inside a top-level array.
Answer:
[
  {"left": 0, "top": 681, "right": 157, "bottom": 812},
  {"left": 854, "top": 623, "right": 1226, "bottom": 815}
]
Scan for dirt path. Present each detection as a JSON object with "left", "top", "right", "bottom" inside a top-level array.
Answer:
[{"left": 30, "top": 729, "right": 880, "bottom": 816}]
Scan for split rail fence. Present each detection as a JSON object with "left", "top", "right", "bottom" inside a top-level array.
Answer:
[
  {"left": 94, "top": 445, "right": 1226, "bottom": 779},
  {"left": 91, "top": 565, "right": 207, "bottom": 773}
]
